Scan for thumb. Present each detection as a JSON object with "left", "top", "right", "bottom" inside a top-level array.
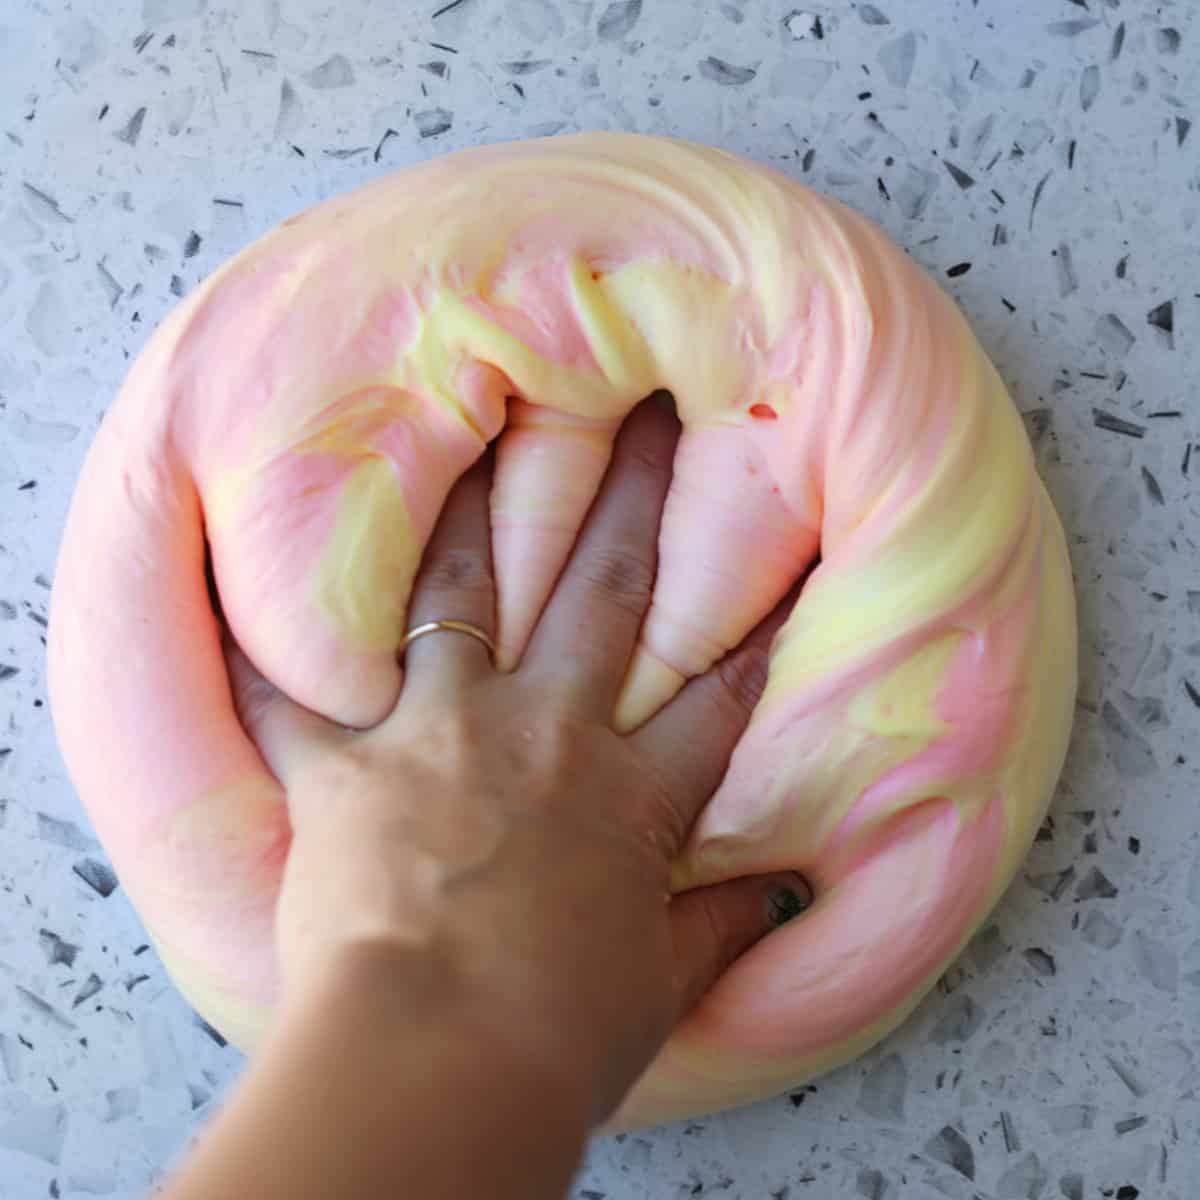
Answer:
[
  {"left": 225, "top": 635, "right": 339, "bottom": 785},
  {"left": 669, "top": 871, "right": 812, "bottom": 1018}
]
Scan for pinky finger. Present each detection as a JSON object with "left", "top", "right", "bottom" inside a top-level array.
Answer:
[{"left": 668, "top": 870, "right": 811, "bottom": 1021}]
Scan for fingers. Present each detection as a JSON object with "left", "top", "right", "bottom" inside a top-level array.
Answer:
[
  {"left": 490, "top": 400, "right": 623, "bottom": 670},
  {"left": 400, "top": 452, "right": 498, "bottom": 690},
  {"left": 522, "top": 399, "right": 680, "bottom": 716},
  {"left": 630, "top": 583, "right": 800, "bottom": 842},
  {"left": 669, "top": 871, "right": 811, "bottom": 1019},
  {"left": 226, "top": 637, "right": 342, "bottom": 784},
  {"left": 613, "top": 423, "right": 818, "bottom": 732}
]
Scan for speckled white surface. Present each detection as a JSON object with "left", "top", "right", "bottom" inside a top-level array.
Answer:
[{"left": 0, "top": 1, "right": 1196, "bottom": 1197}]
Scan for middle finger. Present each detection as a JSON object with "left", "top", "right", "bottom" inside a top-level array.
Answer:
[{"left": 522, "top": 398, "right": 680, "bottom": 718}]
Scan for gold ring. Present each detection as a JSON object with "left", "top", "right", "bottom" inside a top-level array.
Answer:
[{"left": 397, "top": 619, "right": 497, "bottom": 663}]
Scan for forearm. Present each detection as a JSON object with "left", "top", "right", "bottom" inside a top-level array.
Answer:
[{"left": 162, "top": 943, "right": 590, "bottom": 1200}]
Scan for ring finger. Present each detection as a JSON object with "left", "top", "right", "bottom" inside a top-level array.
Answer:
[{"left": 400, "top": 451, "right": 498, "bottom": 691}]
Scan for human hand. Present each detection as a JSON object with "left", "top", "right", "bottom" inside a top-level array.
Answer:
[{"left": 226, "top": 398, "right": 809, "bottom": 1125}]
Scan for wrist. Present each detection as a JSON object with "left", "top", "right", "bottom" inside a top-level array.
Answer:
[{"left": 280, "top": 935, "right": 595, "bottom": 1130}]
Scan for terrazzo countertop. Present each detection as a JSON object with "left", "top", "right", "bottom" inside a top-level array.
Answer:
[{"left": 1, "top": 0, "right": 1197, "bottom": 1196}]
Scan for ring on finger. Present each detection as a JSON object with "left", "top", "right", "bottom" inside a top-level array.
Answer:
[{"left": 397, "top": 619, "right": 497, "bottom": 665}]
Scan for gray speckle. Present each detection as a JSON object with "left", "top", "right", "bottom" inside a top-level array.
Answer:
[
  {"left": 1110, "top": 21, "right": 1126, "bottom": 61},
  {"left": 21, "top": 183, "right": 74, "bottom": 225},
  {"left": 943, "top": 159, "right": 975, "bottom": 190},
  {"left": 924, "top": 1124, "right": 974, "bottom": 1180},
  {"left": 26, "top": 282, "right": 73, "bottom": 357},
  {"left": 36, "top": 813, "right": 95, "bottom": 851},
  {"left": 929, "top": 993, "right": 983, "bottom": 1043},
  {"left": 1047, "top": 18, "right": 1100, "bottom": 37},
  {"left": 72, "top": 973, "right": 103, "bottom": 1008},
  {"left": 1080, "top": 910, "right": 1122, "bottom": 949},
  {"left": 1027, "top": 865, "right": 1075, "bottom": 900},
  {"left": 1023, "top": 947, "right": 1057, "bottom": 977},
  {"left": 783, "top": 10, "right": 824, "bottom": 41},
  {"left": 1022, "top": 410, "right": 1051, "bottom": 451},
  {"left": 1114, "top": 1115, "right": 1148, "bottom": 1135},
  {"left": 15, "top": 986, "right": 76, "bottom": 1030},
  {"left": 699, "top": 56, "right": 757, "bottom": 86},
  {"left": 997, "top": 1152, "right": 1046, "bottom": 1199},
  {"left": 1093, "top": 409, "right": 1145, "bottom": 439},
  {"left": 102, "top": 1088, "right": 139, "bottom": 1123},
  {"left": 275, "top": 79, "right": 303, "bottom": 139},
  {"left": 114, "top": 106, "right": 147, "bottom": 146},
  {"left": 1125, "top": 693, "right": 1167, "bottom": 732},
  {"left": 415, "top": 108, "right": 453, "bottom": 138},
  {"left": 0, "top": 1103, "right": 68, "bottom": 1165},
  {"left": 37, "top": 930, "right": 80, "bottom": 968},
  {"left": 1131, "top": 930, "right": 1178, "bottom": 993},
  {"left": 194, "top": 1013, "right": 228, "bottom": 1047},
  {"left": 1055, "top": 242, "right": 1078, "bottom": 297},
  {"left": 511, "top": 0, "right": 565, "bottom": 41},
  {"left": 1140, "top": 467, "right": 1165, "bottom": 507},
  {"left": 894, "top": 164, "right": 937, "bottom": 218},
  {"left": 502, "top": 59, "right": 551, "bottom": 75},
  {"left": 0, "top": 1034, "right": 19, "bottom": 1085},
  {"left": 72, "top": 857, "right": 119, "bottom": 898},
  {"left": 1094, "top": 313, "right": 1136, "bottom": 357},
  {"left": 1147, "top": 299, "right": 1175, "bottom": 346},
  {"left": 856, "top": 1168, "right": 886, "bottom": 1200},
  {"left": 1046, "top": 1104, "right": 1096, "bottom": 1134},
  {"left": 857, "top": 1052, "right": 907, "bottom": 1121},
  {"left": 1155, "top": 27, "right": 1181, "bottom": 54},
  {"left": 1059, "top": 1173, "right": 1084, "bottom": 1200},
  {"left": 877, "top": 31, "right": 917, "bottom": 87},
  {"left": 597, "top": 0, "right": 641, "bottom": 41},
  {"left": 1105, "top": 1054, "right": 1148, "bottom": 1098},
  {"left": 970, "top": 924, "right": 1011, "bottom": 970},
  {"left": 1076, "top": 866, "right": 1119, "bottom": 900},
  {"left": 304, "top": 55, "right": 355, "bottom": 89},
  {"left": 1000, "top": 1109, "right": 1020, "bottom": 1152},
  {"left": 1079, "top": 65, "right": 1100, "bottom": 112},
  {"left": 857, "top": 3, "right": 890, "bottom": 25},
  {"left": 1100, "top": 700, "right": 1156, "bottom": 777}
]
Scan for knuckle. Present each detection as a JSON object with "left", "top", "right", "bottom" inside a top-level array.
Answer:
[
  {"left": 713, "top": 644, "right": 770, "bottom": 720},
  {"left": 578, "top": 547, "right": 654, "bottom": 614},
  {"left": 419, "top": 546, "right": 493, "bottom": 596}
]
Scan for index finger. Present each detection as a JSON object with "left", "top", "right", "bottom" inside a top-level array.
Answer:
[{"left": 628, "top": 585, "right": 798, "bottom": 849}]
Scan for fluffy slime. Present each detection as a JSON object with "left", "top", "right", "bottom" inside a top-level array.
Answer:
[{"left": 49, "top": 134, "right": 1076, "bottom": 1127}]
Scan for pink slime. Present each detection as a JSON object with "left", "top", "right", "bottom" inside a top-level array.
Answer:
[{"left": 48, "top": 134, "right": 1076, "bottom": 1128}]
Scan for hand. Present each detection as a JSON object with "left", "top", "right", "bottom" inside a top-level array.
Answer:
[{"left": 227, "top": 399, "right": 808, "bottom": 1125}]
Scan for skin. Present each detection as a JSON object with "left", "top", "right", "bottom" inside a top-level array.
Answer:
[
  {"left": 47, "top": 133, "right": 1077, "bottom": 1125},
  {"left": 161, "top": 402, "right": 808, "bottom": 1199}
]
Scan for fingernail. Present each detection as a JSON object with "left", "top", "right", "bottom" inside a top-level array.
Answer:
[{"left": 765, "top": 872, "right": 813, "bottom": 929}]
